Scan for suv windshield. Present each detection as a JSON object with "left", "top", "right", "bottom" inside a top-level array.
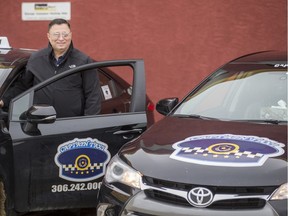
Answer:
[{"left": 174, "top": 67, "right": 287, "bottom": 123}]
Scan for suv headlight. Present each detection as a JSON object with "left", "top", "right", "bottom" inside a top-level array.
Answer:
[
  {"left": 270, "top": 183, "right": 288, "bottom": 200},
  {"left": 104, "top": 155, "right": 142, "bottom": 189}
]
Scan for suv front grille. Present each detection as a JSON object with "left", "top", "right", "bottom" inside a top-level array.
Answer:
[
  {"left": 210, "top": 198, "right": 266, "bottom": 209},
  {"left": 143, "top": 176, "right": 276, "bottom": 210},
  {"left": 145, "top": 189, "right": 189, "bottom": 206}
]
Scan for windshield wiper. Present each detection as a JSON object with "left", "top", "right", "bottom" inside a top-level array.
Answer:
[
  {"left": 262, "top": 119, "right": 285, "bottom": 124},
  {"left": 234, "top": 119, "right": 287, "bottom": 125},
  {"left": 174, "top": 115, "right": 287, "bottom": 124},
  {"left": 173, "top": 114, "right": 219, "bottom": 120}
]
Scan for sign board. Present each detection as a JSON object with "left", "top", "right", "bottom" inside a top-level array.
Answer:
[{"left": 22, "top": 2, "right": 71, "bottom": 21}]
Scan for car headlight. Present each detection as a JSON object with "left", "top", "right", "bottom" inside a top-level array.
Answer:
[
  {"left": 270, "top": 183, "right": 288, "bottom": 200},
  {"left": 104, "top": 155, "right": 142, "bottom": 189}
]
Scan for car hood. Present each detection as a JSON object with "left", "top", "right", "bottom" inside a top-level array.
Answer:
[{"left": 120, "top": 116, "right": 287, "bottom": 186}]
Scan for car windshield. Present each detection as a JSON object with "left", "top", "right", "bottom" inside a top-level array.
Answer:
[{"left": 174, "top": 67, "right": 287, "bottom": 123}]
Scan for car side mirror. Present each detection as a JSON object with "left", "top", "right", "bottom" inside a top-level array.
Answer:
[
  {"left": 24, "top": 105, "right": 56, "bottom": 123},
  {"left": 156, "top": 97, "right": 179, "bottom": 116},
  {"left": 20, "top": 105, "right": 56, "bottom": 135}
]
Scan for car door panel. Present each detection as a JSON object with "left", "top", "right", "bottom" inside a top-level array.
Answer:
[{"left": 8, "top": 60, "right": 147, "bottom": 212}]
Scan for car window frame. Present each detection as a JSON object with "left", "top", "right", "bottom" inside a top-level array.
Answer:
[{"left": 8, "top": 59, "right": 147, "bottom": 122}]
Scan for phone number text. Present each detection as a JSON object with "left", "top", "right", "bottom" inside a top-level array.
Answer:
[{"left": 51, "top": 182, "right": 101, "bottom": 193}]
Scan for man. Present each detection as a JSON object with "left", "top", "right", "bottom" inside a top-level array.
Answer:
[{"left": 0, "top": 18, "right": 101, "bottom": 117}]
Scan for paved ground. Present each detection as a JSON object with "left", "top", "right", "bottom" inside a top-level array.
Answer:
[{"left": 25, "top": 208, "right": 95, "bottom": 216}]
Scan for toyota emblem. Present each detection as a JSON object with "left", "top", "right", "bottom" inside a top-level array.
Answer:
[{"left": 187, "top": 187, "right": 213, "bottom": 207}]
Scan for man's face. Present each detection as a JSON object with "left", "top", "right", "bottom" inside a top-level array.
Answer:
[{"left": 47, "top": 24, "right": 72, "bottom": 55}]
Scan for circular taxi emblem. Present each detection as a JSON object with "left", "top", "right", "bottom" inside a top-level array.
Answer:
[
  {"left": 208, "top": 143, "right": 239, "bottom": 154},
  {"left": 187, "top": 187, "right": 213, "bottom": 207},
  {"left": 75, "top": 155, "right": 90, "bottom": 170}
]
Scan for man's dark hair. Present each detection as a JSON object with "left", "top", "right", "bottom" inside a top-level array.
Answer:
[{"left": 48, "top": 18, "right": 70, "bottom": 31}]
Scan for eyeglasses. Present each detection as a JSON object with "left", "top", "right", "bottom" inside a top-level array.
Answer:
[{"left": 50, "top": 32, "right": 71, "bottom": 39}]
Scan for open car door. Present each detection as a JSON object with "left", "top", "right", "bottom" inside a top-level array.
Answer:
[{"left": 7, "top": 60, "right": 147, "bottom": 213}]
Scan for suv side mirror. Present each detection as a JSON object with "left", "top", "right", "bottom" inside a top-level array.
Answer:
[{"left": 156, "top": 98, "right": 179, "bottom": 116}]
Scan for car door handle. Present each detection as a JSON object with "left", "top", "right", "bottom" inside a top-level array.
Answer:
[{"left": 113, "top": 128, "right": 143, "bottom": 135}]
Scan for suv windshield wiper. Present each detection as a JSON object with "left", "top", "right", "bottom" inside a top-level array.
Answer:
[
  {"left": 234, "top": 119, "right": 287, "bottom": 125},
  {"left": 173, "top": 114, "right": 219, "bottom": 120},
  {"left": 173, "top": 115, "right": 287, "bottom": 125}
]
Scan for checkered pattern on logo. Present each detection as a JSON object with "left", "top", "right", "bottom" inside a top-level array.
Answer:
[
  {"left": 63, "top": 163, "right": 104, "bottom": 172},
  {"left": 182, "top": 147, "right": 264, "bottom": 159}
]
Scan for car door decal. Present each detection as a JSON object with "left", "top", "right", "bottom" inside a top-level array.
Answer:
[
  {"left": 54, "top": 138, "right": 111, "bottom": 182},
  {"left": 170, "top": 134, "right": 285, "bottom": 167}
]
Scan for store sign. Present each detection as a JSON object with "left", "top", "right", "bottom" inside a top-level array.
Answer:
[{"left": 22, "top": 2, "right": 71, "bottom": 21}]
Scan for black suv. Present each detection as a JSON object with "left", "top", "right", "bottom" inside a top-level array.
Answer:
[
  {"left": 97, "top": 51, "right": 287, "bottom": 216},
  {"left": 0, "top": 37, "right": 154, "bottom": 215}
]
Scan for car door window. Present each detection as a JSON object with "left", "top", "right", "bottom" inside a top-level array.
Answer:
[
  {"left": 10, "top": 92, "right": 32, "bottom": 121},
  {"left": 10, "top": 65, "right": 137, "bottom": 120}
]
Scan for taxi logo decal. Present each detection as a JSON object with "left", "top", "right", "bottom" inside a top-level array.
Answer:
[
  {"left": 55, "top": 138, "right": 111, "bottom": 182},
  {"left": 170, "top": 134, "right": 285, "bottom": 167}
]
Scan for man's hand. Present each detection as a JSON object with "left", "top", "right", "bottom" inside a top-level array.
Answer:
[{"left": 0, "top": 100, "right": 4, "bottom": 108}]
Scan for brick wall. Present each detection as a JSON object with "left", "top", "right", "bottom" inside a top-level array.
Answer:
[{"left": 1, "top": 0, "right": 287, "bottom": 121}]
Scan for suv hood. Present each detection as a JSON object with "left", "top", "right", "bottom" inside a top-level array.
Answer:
[{"left": 120, "top": 116, "right": 287, "bottom": 186}]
